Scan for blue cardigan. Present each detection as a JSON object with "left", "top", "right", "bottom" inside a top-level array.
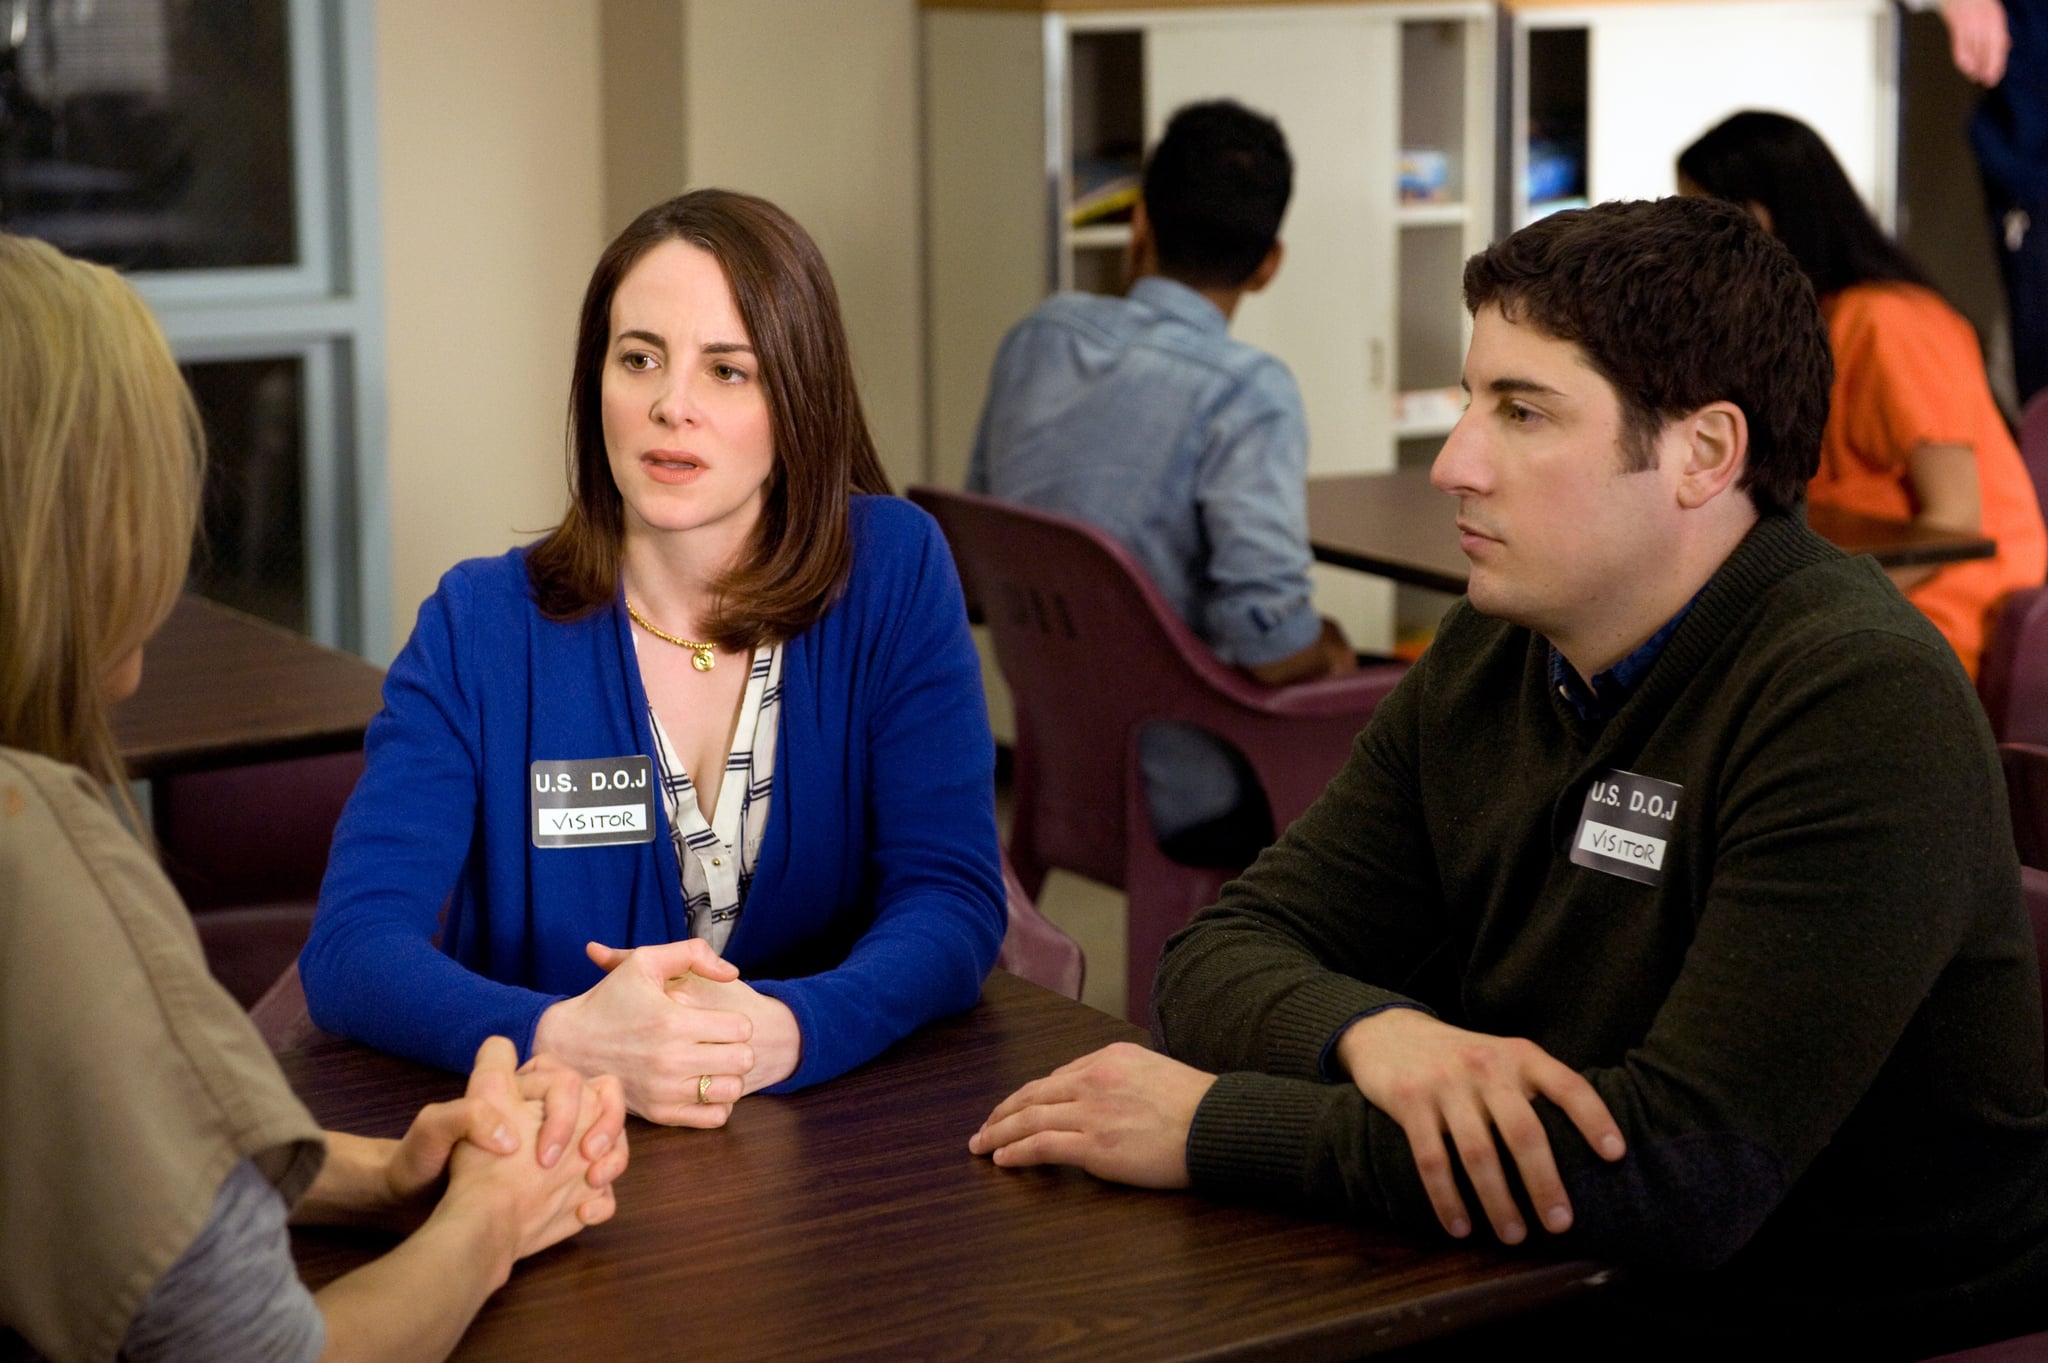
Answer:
[{"left": 301, "top": 497, "right": 1005, "bottom": 1090}]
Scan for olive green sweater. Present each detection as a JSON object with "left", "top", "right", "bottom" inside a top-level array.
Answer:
[{"left": 1158, "top": 514, "right": 2048, "bottom": 1351}]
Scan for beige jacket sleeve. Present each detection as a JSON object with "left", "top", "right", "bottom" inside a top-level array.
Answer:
[{"left": 0, "top": 748, "right": 324, "bottom": 1363}]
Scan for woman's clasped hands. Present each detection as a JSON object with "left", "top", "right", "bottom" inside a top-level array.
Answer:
[
  {"left": 433, "top": 1040, "right": 630, "bottom": 1270},
  {"left": 532, "top": 938, "right": 804, "bottom": 1125},
  {"left": 304, "top": 1036, "right": 628, "bottom": 1272}
]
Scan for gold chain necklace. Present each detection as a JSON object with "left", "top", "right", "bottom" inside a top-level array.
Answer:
[{"left": 624, "top": 596, "right": 717, "bottom": 672}]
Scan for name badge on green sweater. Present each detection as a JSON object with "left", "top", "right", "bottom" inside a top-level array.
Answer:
[
  {"left": 1570, "top": 768, "right": 1682, "bottom": 886},
  {"left": 530, "top": 757, "right": 656, "bottom": 848}
]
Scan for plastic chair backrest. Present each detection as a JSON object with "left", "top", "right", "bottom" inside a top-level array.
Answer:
[
  {"left": 914, "top": 487, "right": 1229, "bottom": 887},
  {"left": 1983, "top": 588, "right": 2048, "bottom": 748},
  {"left": 2023, "top": 869, "right": 2048, "bottom": 1084},
  {"left": 911, "top": 486, "right": 1402, "bottom": 1020},
  {"left": 1920, "top": 1326, "right": 2048, "bottom": 1362},
  {"left": 156, "top": 749, "right": 363, "bottom": 1012},
  {"left": 193, "top": 904, "right": 320, "bottom": 1009},
  {"left": 2018, "top": 390, "right": 2048, "bottom": 531},
  {"left": 1997, "top": 743, "right": 2048, "bottom": 1079},
  {"left": 994, "top": 853, "right": 1085, "bottom": 999},
  {"left": 2004, "top": 742, "right": 2048, "bottom": 871},
  {"left": 156, "top": 750, "right": 365, "bottom": 910},
  {"left": 914, "top": 486, "right": 1393, "bottom": 877}
]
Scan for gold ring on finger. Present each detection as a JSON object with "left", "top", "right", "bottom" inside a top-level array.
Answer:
[{"left": 697, "top": 1073, "right": 714, "bottom": 1105}]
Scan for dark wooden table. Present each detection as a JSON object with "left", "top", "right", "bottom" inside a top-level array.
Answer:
[
  {"left": 284, "top": 972, "right": 1612, "bottom": 1361},
  {"left": 1309, "top": 467, "right": 2001, "bottom": 596},
  {"left": 111, "top": 595, "right": 387, "bottom": 779}
]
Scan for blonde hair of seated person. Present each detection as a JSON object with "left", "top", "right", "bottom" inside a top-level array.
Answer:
[{"left": 0, "top": 234, "right": 204, "bottom": 814}]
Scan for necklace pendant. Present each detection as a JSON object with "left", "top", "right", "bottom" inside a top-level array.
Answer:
[{"left": 623, "top": 595, "right": 720, "bottom": 670}]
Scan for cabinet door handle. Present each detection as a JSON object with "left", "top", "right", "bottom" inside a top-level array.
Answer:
[{"left": 1369, "top": 339, "right": 1386, "bottom": 390}]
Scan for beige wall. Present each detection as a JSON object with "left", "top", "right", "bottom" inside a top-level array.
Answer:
[
  {"left": 600, "top": 0, "right": 688, "bottom": 237},
  {"left": 677, "top": 0, "right": 927, "bottom": 491},
  {"left": 375, "top": 1, "right": 926, "bottom": 655},
  {"left": 375, "top": 1, "right": 606, "bottom": 654}
]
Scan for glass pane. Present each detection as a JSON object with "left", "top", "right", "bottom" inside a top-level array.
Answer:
[
  {"left": 0, "top": 0, "right": 296, "bottom": 270},
  {"left": 1524, "top": 28, "right": 1589, "bottom": 225},
  {"left": 184, "top": 355, "right": 306, "bottom": 632},
  {"left": 1399, "top": 21, "right": 1466, "bottom": 204},
  {"left": 1068, "top": 31, "right": 1142, "bottom": 230}
]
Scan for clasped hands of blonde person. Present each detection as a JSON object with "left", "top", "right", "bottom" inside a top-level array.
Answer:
[{"left": 323, "top": 1036, "right": 628, "bottom": 1255}]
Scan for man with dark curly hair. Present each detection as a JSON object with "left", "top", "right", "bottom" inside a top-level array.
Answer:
[{"left": 974, "top": 196, "right": 2048, "bottom": 1356}]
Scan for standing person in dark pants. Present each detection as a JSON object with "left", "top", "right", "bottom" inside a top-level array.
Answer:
[{"left": 1926, "top": 0, "right": 2048, "bottom": 405}]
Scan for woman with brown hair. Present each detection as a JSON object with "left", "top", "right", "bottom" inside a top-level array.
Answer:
[
  {"left": 302, "top": 190, "right": 1005, "bottom": 1123},
  {"left": 0, "top": 232, "right": 627, "bottom": 1363}
]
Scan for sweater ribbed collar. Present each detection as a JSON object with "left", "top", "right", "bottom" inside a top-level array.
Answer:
[{"left": 1612, "top": 510, "right": 1841, "bottom": 724}]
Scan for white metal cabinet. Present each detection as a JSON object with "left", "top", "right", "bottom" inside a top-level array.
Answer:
[
  {"left": 1507, "top": 0, "right": 1899, "bottom": 228},
  {"left": 924, "top": 0, "right": 1496, "bottom": 650}
]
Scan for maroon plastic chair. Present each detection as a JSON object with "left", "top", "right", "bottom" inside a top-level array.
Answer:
[
  {"left": 1918, "top": 750, "right": 2048, "bottom": 1360},
  {"left": 154, "top": 750, "right": 365, "bottom": 1008},
  {"left": 1922, "top": 1327, "right": 2048, "bottom": 1362},
  {"left": 1980, "top": 587, "right": 2048, "bottom": 746},
  {"left": 2022, "top": 864, "right": 2048, "bottom": 1084},
  {"left": 909, "top": 486, "right": 1405, "bottom": 1021},
  {"left": 1982, "top": 392, "right": 2048, "bottom": 745},
  {"left": 1997, "top": 743, "right": 2048, "bottom": 1078},
  {"left": 995, "top": 851, "right": 1085, "bottom": 1000},
  {"left": 2018, "top": 389, "right": 2048, "bottom": 530}
]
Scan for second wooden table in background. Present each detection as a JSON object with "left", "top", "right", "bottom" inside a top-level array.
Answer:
[
  {"left": 1309, "top": 467, "right": 2000, "bottom": 597},
  {"left": 112, "top": 595, "right": 387, "bottom": 780}
]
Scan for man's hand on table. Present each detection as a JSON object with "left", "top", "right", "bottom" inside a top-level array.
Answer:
[
  {"left": 968, "top": 1042, "right": 1215, "bottom": 1188},
  {"left": 1335, "top": 1008, "right": 1626, "bottom": 1245}
]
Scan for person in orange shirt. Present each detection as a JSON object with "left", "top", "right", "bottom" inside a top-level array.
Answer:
[{"left": 1680, "top": 110, "right": 2047, "bottom": 679}]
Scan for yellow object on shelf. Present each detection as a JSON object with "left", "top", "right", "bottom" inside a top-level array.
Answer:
[{"left": 1070, "top": 182, "right": 1140, "bottom": 227}]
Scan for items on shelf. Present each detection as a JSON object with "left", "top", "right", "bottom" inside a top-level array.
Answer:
[
  {"left": 1525, "top": 135, "right": 1584, "bottom": 206},
  {"left": 1394, "top": 386, "right": 1465, "bottom": 434},
  {"left": 1070, "top": 154, "right": 1141, "bottom": 227},
  {"left": 1399, "top": 149, "right": 1452, "bottom": 203}
]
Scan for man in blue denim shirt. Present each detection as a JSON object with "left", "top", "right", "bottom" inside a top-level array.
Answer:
[{"left": 968, "top": 100, "right": 1354, "bottom": 856}]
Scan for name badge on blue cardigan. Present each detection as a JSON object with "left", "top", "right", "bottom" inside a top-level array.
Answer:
[
  {"left": 530, "top": 757, "right": 656, "bottom": 848},
  {"left": 1569, "top": 768, "right": 1682, "bottom": 886}
]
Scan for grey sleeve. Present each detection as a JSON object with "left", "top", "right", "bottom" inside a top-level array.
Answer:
[{"left": 120, "top": 1159, "right": 325, "bottom": 1363}]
